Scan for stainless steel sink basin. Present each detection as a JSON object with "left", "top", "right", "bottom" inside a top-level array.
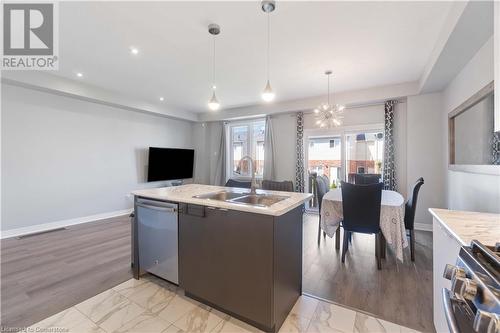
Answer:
[
  {"left": 193, "top": 191, "right": 289, "bottom": 207},
  {"left": 193, "top": 190, "right": 247, "bottom": 201},
  {"left": 230, "top": 194, "right": 289, "bottom": 207}
]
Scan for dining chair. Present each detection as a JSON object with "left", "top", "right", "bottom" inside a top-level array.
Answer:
[
  {"left": 341, "top": 181, "right": 384, "bottom": 269},
  {"left": 404, "top": 177, "right": 424, "bottom": 261},
  {"left": 315, "top": 176, "right": 328, "bottom": 245},
  {"left": 354, "top": 173, "right": 381, "bottom": 185},
  {"left": 225, "top": 179, "right": 251, "bottom": 188},
  {"left": 262, "top": 180, "right": 294, "bottom": 192}
]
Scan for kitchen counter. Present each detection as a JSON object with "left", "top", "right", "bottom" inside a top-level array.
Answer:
[
  {"left": 132, "top": 183, "right": 312, "bottom": 216},
  {"left": 429, "top": 208, "right": 500, "bottom": 333},
  {"left": 429, "top": 208, "right": 500, "bottom": 246}
]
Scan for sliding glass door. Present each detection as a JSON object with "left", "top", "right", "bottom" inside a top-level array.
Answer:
[
  {"left": 345, "top": 131, "right": 384, "bottom": 183},
  {"left": 307, "top": 136, "right": 342, "bottom": 186},
  {"left": 306, "top": 136, "right": 342, "bottom": 211},
  {"left": 304, "top": 126, "right": 384, "bottom": 212}
]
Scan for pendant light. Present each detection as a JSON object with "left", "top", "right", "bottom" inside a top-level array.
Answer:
[
  {"left": 261, "top": 0, "right": 276, "bottom": 102},
  {"left": 208, "top": 23, "right": 220, "bottom": 111},
  {"left": 314, "top": 70, "right": 345, "bottom": 128}
]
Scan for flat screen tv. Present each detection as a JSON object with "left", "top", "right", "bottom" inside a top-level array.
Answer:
[{"left": 147, "top": 147, "right": 194, "bottom": 182}]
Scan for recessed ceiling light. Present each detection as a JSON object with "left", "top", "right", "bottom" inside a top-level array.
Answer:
[
  {"left": 76, "top": 72, "right": 83, "bottom": 78},
  {"left": 130, "top": 47, "right": 139, "bottom": 55},
  {"left": 159, "top": 97, "right": 164, "bottom": 101}
]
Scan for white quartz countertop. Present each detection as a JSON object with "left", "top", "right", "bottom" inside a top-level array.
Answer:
[
  {"left": 132, "top": 184, "right": 312, "bottom": 216},
  {"left": 429, "top": 208, "right": 500, "bottom": 246}
]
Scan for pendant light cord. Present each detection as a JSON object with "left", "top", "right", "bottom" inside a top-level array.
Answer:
[
  {"left": 267, "top": 13, "right": 270, "bottom": 81},
  {"left": 213, "top": 35, "right": 216, "bottom": 90}
]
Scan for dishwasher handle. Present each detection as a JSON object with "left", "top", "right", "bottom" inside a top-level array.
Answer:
[{"left": 136, "top": 203, "right": 177, "bottom": 213}]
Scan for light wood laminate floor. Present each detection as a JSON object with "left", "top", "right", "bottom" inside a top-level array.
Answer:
[{"left": 302, "top": 213, "right": 434, "bottom": 333}]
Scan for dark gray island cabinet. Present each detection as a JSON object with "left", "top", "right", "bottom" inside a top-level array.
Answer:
[
  {"left": 131, "top": 184, "right": 311, "bottom": 333},
  {"left": 178, "top": 204, "right": 303, "bottom": 333}
]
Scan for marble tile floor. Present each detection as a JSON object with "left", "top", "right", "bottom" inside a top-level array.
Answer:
[{"left": 27, "top": 274, "right": 421, "bottom": 333}]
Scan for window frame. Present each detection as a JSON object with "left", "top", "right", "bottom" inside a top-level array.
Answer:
[{"left": 226, "top": 118, "right": 266, "bottom": 181}]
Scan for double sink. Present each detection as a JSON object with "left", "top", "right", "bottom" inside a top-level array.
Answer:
[{"left": 193, "top": 190, "right": 289, "bottom": 207}]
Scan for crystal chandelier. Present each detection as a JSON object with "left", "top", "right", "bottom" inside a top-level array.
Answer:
[{"left": 314, "top": 70, "right": 345, "bottom": 128}]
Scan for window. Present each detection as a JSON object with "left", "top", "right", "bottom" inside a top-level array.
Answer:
[
  {"left": 228, "top": 119, "right": 266, "bottom": 178},
  {"left": 305, "top": 127, "right": 384, "bottom": 211}
]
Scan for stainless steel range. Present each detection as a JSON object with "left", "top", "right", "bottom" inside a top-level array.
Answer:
[{"left": 442, "top": 240, "right": 500, "bottom": 333}]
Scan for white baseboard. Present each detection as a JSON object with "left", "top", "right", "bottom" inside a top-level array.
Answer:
[
  {"left": 414, "top": 222, "right": 433, "bottom": 232},
  {"left": 1, "top": 209, "right": 133, "bottom": 239}
]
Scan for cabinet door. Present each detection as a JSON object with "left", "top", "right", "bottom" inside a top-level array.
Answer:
[
  {"left": 432, "top": 219, "right": 462, "bottom": 333},
  {"left": 179, "top": 205, "right": 274, "bottom": 328}
]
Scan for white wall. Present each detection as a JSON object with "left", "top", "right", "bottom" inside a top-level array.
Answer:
[
  {"left": 271, "top": 113, "right": 297, "bottom": 182},
  {"left": 443, "top": 37, "right": 494, "bottom": 112},
  {"left": 406, "top": 93, "right": 446, "bottom": 225},
  {"left": 1, "top": 84, "right": 194, "bottom": 232},
  {"left": 303, "top": 105, "right": 383, "bottom": 129},
  {"left": 442, "top": 36, "right": 500, "bottom": 213},
  {"left": 192, "top": 122, "right": 210, "bottom": 184},
  {"left": 191, "top": 121, "right": 224, "bottom": 185}
]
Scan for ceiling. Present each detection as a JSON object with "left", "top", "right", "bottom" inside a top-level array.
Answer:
[{"left": 54, "top": 1, "right": 452, "bottom": 113}]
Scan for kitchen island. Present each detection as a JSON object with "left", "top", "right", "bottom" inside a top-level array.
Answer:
[{"left": 131, "top": 184, "right": 312, "bottom": 333}]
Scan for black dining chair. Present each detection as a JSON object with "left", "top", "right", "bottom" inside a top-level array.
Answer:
[
  {"left": 341, "top": 181, "right": 384, "bottom": 269},
  {"left": 315, "top": 176, "right": 328, "bottom": 245},
  {"left": 262, "top": 180, "right": 294, "bottom": 192},
  {"left": 354, "top": 173, "right": 381, "bottom": 185},
  {"left": 225, "top": 179, "right": 251, "bottom": 189},
  {"left": 405, "top": 177, "right": 424, "bottom": 261}
]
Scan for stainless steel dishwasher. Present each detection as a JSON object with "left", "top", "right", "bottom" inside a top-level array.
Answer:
[{"left": 136, "top": 198, "right": 178, "bottom": 284}]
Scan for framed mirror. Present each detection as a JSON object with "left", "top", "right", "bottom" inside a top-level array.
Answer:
[{"left": 449, "top": 81, "right": 500, "bottom": 174}]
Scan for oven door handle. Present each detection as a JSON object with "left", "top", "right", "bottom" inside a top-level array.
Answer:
[{"left": 442, "top": 288, "right": 461, "bottom": 333}]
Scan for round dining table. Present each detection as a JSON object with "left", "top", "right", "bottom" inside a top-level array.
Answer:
[{"left": 320, "top": 188, "right": 409, "bottom": 261}]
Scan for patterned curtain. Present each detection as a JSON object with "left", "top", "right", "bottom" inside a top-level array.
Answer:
[
  {"left": 491, "top": 132, "right": 500, "bottom": 165},
  {"left": 295, "top": 112, "right": 305, "bottom": 192},
  {"left": 383, "top": 100, "right": 397, "bottom": 191}
]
